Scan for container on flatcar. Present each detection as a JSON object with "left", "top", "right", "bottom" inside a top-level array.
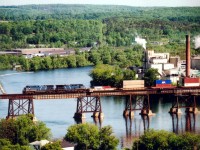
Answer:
[
  {"left": 93, "top": 86, "right": 104, "bottom": 90},
  {"left": 155, "top": 80, "right": 172, "bottom": 84},
  {"left": 154, "top": 80, "right": 172, "bottom": 88},
  {"left": 179, "top": 77, "right": 200, "bottom": 87},
  {"left": 123, "top": 80, "right": 144, "bottom": 89},
  {"left": 90, "top": 86, "right": 115, "bottom": 91}
]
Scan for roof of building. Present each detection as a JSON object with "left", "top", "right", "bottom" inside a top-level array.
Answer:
[
  {"left": 61, "top": 139, "right": 75, "bottom": 148},
  {"left": 15, "top": 48, "right": 65, "bottom": 54},
  {"left": 29, "top": 140, "right": 49, "bottom": 146},
  {"left": 192, "top": 56, "right": 200, "bottom": 59},
  {"left": 0, "top": 51, "right": 21, "bottom": 55}
]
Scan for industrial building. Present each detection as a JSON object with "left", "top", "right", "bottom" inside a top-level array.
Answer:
[
  {"left": 191, "top": 56, "right": 200, "bottom": 70},
  {"left": 141, "top": 35, "right": 200, "bottom": 83}
]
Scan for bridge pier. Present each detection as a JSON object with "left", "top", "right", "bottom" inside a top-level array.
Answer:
[
  {"left": 7, "top": 98, "right": 34, "bottom": 119},
  {"left": 74, "top": 96, "right": 104, "bottom": 120},
  {"left": 171, "top": 113, "right": 196, "bottom": 133},
  {"left": 123, "top": 94, "right": 155, "bottom": 117},
  {"left": 169, "top": 94, "right": 199, "bottom": 114}
]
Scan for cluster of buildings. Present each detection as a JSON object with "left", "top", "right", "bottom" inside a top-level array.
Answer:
[
  {"left": 134, "top": 35, "right": 200, "bottom": 83},
  {"left": 141, "top": 50, "right": 200, "bottom": 82},
  {"left": 0, "top": 47, "right": 92, "bottom": 58}
]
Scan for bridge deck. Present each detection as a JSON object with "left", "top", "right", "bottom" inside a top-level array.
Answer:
[{"left": 0, "top": 87, "right": 200, "bottom": 100}]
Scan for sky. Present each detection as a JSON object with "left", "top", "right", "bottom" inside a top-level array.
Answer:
[{"left": 1, "top": 0, "right": 200, "bottom": 7}]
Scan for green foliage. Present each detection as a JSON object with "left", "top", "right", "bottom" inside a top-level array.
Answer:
[
  {"left": 41, "top": 141, "right": 62, "bottom": 150},
  {"left": 0, "top": 115, "right": 51, "bottom": 146},
  {"left": 99, "top": 126, "right": 119, "bottom": 150},
  {"left": 65, "top": 123, "right": 119, "bottom": 150},
  {"left": 0, "top": 139, "right": 31, "bottom": 150},
  {"left": 132, "top": 130, "right": 200, "bottom": 150},
  {"left": 0, "top": 5, "right": 199, "bottom": 55},
  {"left": 90, "top": 64, "right": 136, "bottom": 87},
  {"left": 143, "top": 68, "right": 160, "bottom": 86}
]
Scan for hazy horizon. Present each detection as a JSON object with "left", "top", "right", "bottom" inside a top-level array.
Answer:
[{"left": 1, "top": 0, "right": 200, "bottom": 7}]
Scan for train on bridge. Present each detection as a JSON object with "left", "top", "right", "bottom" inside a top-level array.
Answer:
[
  {"left": 22, "top": 78, "right": 200, "bottom": 94},
  {"left": 23, "top": 84, "right": 86, "bottom": 94}
]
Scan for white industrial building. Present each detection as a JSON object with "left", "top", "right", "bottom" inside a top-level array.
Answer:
[
  {"left": 142, "top": 50, "right": 200, "bottom": 83},
  {"left": 144, "top": 50, "right": 175, "bottom": 75}
]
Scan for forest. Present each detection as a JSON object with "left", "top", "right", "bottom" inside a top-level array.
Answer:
[
  {"left": 0, "top": 5, "right": 200, "bottom": 70},
  {"left": 0, "top": 5, "right": 199, "bottom": 50}
]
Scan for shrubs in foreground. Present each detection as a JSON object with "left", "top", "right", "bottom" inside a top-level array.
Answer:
[{"left": 132, "top": 129, "right": 200, "bottom": 150}]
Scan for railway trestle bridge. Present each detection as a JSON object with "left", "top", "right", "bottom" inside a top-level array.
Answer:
[{"left": 0, "top": 87, "right": 200, "bottom": 120}]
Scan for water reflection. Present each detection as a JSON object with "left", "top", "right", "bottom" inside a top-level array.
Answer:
[
  {"left": 73, "top": 116, "right": 103, "bottom": 128},
  {"left": 121, "top": 115, "right": 150, "bottom": 148},
  {"left": 171, "top": 113, "right": 196, "bottom": 134},
  {"left": 93, "top": 117, "right": 103, "bottom": 128}
]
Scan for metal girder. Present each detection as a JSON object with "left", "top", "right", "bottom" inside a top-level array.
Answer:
[
  {"left": 7, "top": 99, "right": 34, "bottom": 118},
  {"left": 75, "top": 96, "right": 102, "bottom": 114},
  {"left": 124, "top": 95, "right": 150, "bottom": 111},
  {"left": 171, "top": 94, "right": 197, "bottom": 109}
]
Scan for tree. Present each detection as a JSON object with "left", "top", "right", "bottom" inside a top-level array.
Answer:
[
  {"left": 99, "top": 126, "right": 119, "bottom": 150},
  {"left": 67, "top": 55, "right": 76, "bottom": 68},
  {"left": 41, "top": 141, "right": 62, "bottom": 150},
  {"left": 0, "top": 139, "right": 30, "bottom": 150},
  {"left": 142, "top": 68, "right": 160, "bottom": 87},
  {"left": 89, "top": 50, "right": 102, "bottom": 65},
  {"left": 65, "top": 123, "right": 119, "bottom": 150},
  {"left": 76, "top": 54, "right": 87, "bottom": 67},
  {"left": 90, "top": 64, "right": 117, "bottom": 86},
  {"left": 0, "top": 115, "right": 51, "bottom": 146},
  {"left": 123, "top": 69, "right": 136, "bottom": 80},
  {"left": 132, "top": 130, "right": 200, "bottom": 150}
]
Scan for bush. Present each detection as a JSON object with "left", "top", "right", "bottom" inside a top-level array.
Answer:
[{"left": 132, "top": 129, "right": 200, "bottom": 150}]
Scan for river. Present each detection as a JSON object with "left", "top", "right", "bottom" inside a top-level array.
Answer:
[{"left": 0, "top": 66, "right": 200, "bottom": 149}]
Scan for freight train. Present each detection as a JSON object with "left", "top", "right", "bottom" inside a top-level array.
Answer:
[
  {"left": 23, "top": 84, "right": 86, "bottom": 94},
  {"left": 22, "top": 78, "right": 200, "bottom": 94}
]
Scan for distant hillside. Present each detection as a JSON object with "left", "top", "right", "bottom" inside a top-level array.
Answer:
[
  {"left": 0, "top": 4, "right": 199, "bottom": 57},
  {"left": 0, "top": 4, "right": 199, "bottom": 21}
]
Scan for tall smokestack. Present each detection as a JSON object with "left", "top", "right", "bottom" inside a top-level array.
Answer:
[{"left": 186, "top": 35, "right": 190, "bottom": 77}]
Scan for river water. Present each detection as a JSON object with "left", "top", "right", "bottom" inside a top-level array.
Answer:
[{"left": 0, "top": 66, "right": 200, "bottom": 149}]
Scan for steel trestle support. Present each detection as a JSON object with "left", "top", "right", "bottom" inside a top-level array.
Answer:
[
  {"left": 169, "top": 94, "right": 199, "bottom": 114},
  {"left": 123, "top": 94, "right": 154, "bottom": 117},
  {"left": 7, "top": 99, "right": 34, "bottom": 119},
  {"left": 74, "top": 96, "right": 104, "bottom": 120}
]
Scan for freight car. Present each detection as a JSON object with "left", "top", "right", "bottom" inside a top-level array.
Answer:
[
  {"left": 151, "top": 80, "right": 175, "bottom": 89},
  {"left": 23, "top": 84, "right": 86, "bottom": 94},
  {"left": 178, "top": 77, "right": 200, "bottom": 87},
  {"left": 88, "top": 86, "right": 116, "bottom": 92}
]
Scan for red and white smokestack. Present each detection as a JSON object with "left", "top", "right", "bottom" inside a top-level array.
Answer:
[{"left": 186, "top": 35, "right": 190, "bottom": 77}]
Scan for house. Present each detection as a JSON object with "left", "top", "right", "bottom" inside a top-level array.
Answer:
[
  {"left": 29, "top": 140, "right": 49, "bottom": 150},
  {"left": 61, "top": 139, "right": 75, "bottom": 150}
]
